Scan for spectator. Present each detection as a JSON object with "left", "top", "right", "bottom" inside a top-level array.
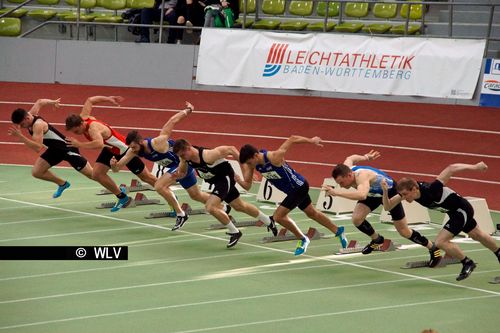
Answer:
[
  {"left": 202, "top": 0, "right": 236, "bottom": 28},
  {"left": 136, "top": 0, "right": 180, "bottom": 44}
]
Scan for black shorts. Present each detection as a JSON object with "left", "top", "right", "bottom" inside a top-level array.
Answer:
[
  {"left": 96, "top": 148, "right": 145, "bottom": 175},
  {"left": 443, "top": 200, "right": 478, "bottom": 236},
  {"left": 358, "top": 186, "right": 405, "bottom": 221},
  {"left": 207, "top": 175, "right": 240, "bottom": 203},
  {"left": 41, "top": 147, "right": 88, "bottom": 171},
  {"left": 280, "top": 181, "right": 312, "bottom": 211}
]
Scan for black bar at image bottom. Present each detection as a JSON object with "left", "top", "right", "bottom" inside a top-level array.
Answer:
[{"left": 0, "top": 246, "right": 128, "bottom": 260}]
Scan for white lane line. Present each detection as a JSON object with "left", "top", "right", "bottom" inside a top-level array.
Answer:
[
  {"left": 1, "top": 103, "right": 498, "bottom": 135},
  {"left": 0, "top": 196, "right": 499, "bottom": 299}
]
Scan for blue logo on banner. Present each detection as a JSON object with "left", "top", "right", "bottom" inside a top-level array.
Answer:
[{"left": 480, "top": 58, "right": 500, "bottom": 107}]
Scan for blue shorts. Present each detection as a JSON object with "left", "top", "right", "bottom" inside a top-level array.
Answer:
[{"left": 172, "top": 165, "right": 198, "bottom": 189}]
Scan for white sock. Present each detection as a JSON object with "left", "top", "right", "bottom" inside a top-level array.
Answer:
[
  {"left": 257, "top": 211, "right": 271, "bottom": 226},
  {"left": 177, "top": 210, "right": 185, "bottom": 217},
  {"left": 226, "top": 221, "right": 239, "bottom": 234}
]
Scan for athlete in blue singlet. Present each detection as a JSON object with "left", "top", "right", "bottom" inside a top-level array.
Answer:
[
  {"left": 238, "top": 135, "right": 348, "bottom": 256},
  {"left": 111, "top": 102, "right": 207, "bottom": 230},
  {"left": 323, "top": 150, "right": 441, "bottom": 267},
  {"left": 9, "top": 98, "right": 93, "bottom": 199},
  {"left": 382, "top": 162, "right": 499, "bottom": 281}
]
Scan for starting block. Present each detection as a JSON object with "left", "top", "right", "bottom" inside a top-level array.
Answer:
[
  {"left": 208, "top": 216, "right": 265, "bottom": 230},
  {"left": 401, "top": 253, "right": 460, "bottom": 269},
  {"left": 145, "top": 202, "right": 207, "bottom": 219},
  {"left": 97, "top": 179, "right": 153, "bottom": 195},
  {"left": 262, "top": 227, "right": 324, "bottom": 243},
  {"left": 336, "top": 239, "right": 399, "bottom": 254},
  {"left": 489, "top": 276, "right": 500, "bottom": 284},
  {"left": 97, "top": 192, "right": 161, "bottom": 209}
]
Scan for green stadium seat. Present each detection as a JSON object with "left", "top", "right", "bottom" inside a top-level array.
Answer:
[
  {"left": 235, "top": 0, "right": 256, "bottom": 27},
  {"left": 37, "top": 0, "right": 60, "bottom": 4},
  {"left": 362, "top": 3, "right": 397, "bottom": 34},
  {"left": 334, "top": 2, "right": 368, "bottom": 33},
  {"left": 390, "top": 23, "right": 421, "bottom": 35},
  {"left": 0, "top": 8, "right": 28, "bottom": 18},
  {"left": 280, "top": 0, "right": 313, "bottom": 31},
  {"left": 0, "top": 17, "right": 21, "bottom": 36},
  {"left": 6, "top": 0, "right": 26, "bottom": 3},
  {"left": 27, "top": 9, "right": 58, "bottom": 20},
  {"left": 126, "top": 0, "right": 154, "bottom": 9},
  {"left": 93, "top": 0, "right": 125, "bottom": 22},
  {"left": 306, "top": 21, "right": 336, "bottom": 31},
  {"left": 251, "top": 0, "right": 285, "bottom": 30},
  {"left": 316, "top": 1, "right": 339, "bottom": 17},
  {"left": 65, "top": 0, "right": 97, "bottom": 8},
  {"left": 400, "top": 2, "right": 423, "bottom": 20},
  {"left": 58, "top": 12, "right": 96, "bottom": 21}
]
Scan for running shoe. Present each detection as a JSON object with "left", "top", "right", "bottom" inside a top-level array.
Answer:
[
  {"left": 361, "top": 236, "right": 385, "bottom": 255},
  {"left": 172, "top": 213, "right": 189, "bottom": 231},
  {"left": 428, "top": 245, "right": 442, "bottom": 268},
  {"left": 456, "top": 259, "right": 476, "bottom": 281},
  {"left": 226, "top": 231, "right": 243, "bottom": 248},
  {"left": 53, "top": 181, "right": 70, "bottom": 198},
  {"left": 267, "top": 216, "right": 278, "bottom": 237},
  {"left": 294, "top": 236, "right": 310, "bottom": 256},
  {"left": 335, "top": 226, "right": 348, "bottom": 249},
  {"left": 110, "top": 195, "right": 131, "bottom": 212}
]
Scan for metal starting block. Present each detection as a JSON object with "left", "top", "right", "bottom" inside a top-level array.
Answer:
[
  {"left": 97, "top": 179, "right": 153, "bottom": 195},
  {"left": 145, "top": 202, "right": 206, "bottom": 219},
  {"left": 489, "top": 276, "right": 500, "bottom": 284},
  {"left": 262, "top": 227, "right": 324, "bottom": 243},
  {"left": 208, "top": 217, "right": 265, "bottom": 230},
  {"left": 336, "top": 239, "right": 399, "bottom": 255},
  {"left": 97, "top": 192, "right": 160, "bottom": 209},
  {"left": 401, "top": 253, "right": 460, "bottom": 269}
]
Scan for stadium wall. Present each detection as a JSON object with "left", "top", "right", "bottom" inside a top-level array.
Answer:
[{"left": 0, "top": 37, "right": 484, "bottom": 105}]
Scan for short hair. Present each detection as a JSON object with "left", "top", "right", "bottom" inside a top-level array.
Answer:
[
  {"left": 173, "top": 138, "right": 191, "bottom": 154},
  {"left": 239, "top": 144, "right": 259, "bottom": 163},
  {"left": 396, "top": 177, "right": 418, "bottom": 192},
  {"left": 332, "top": 164, "right": 351, "bottom": 178},
  {"left": 126, "top": 130, "right": 142, "bottom": 145},
  {"left": 65, "top": 114, "right": 84, "bottom": 130},
  {"left": 11, "top": 108, "right": 27, "bottom": 124}
]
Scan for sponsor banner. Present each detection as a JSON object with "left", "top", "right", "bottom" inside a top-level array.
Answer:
[
  {"left": 197, "top": 30, "right": 485, "bottom": 99},
  {"left": 479, "top": 58, "right": 500, "bottom": 107}
]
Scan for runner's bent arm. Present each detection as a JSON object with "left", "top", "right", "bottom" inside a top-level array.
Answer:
[
  {"left": 381, "top": 178, "right": 402, "bottom": 211},
  {"left": 80, "top": 96, "right": 123, "bottom": 119},
  {"left": 110, "top": 149, "right": 136, "bottom": 172},
  {"left": 159, "top": 101, "right": 194, "bottom": 137},
  {"left": 343, "top": 150, "right": 380, "bottom": 167},
  {"left": 437, "top": 162, "right": 488, "bottom": 185},
  {"left": 269, "top": 135, "right": 323, "bottom": 166},
  {"left": 29, "top": 98, "right": 61, "bottom": 116}
]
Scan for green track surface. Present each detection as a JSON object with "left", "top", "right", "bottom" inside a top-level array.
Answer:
[{"left": 0, "top": 165, "right": 499, "bottom": 333}]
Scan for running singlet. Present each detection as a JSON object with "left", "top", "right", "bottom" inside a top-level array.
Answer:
[
  {"left": 186, "top": 146, "right": 233, "bottom": 182},
  {"left": 352, "top": 165, "right": 394, "bottom": 197},
  {"left": 28, "top": 116, "right": 68, "bottom": 151},
  {"left": 255, "top": 150, "right": 305, "bottom": 194},
  {"left": 138, "top": 138, "right": 179, "bottom": 167},
  {"left": 83, "top": 118, "right": 128, "bottom": 155},
  {"left": 415, "top": 180, "right": 466, "bottom": 213}
]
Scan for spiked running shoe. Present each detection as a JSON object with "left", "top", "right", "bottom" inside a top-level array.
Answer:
[
  {"left": 361, "top": 236, "right": 385, "bottom": 255},
  {"left": 456, "top": 259, "right": 477, "bottom": 281},
  {"left": 110, "top": 195, "right": 131, "bottom": 212},
  {"left": 294, "top": 236, "right": 310, "bottom": 256},
  {"left": 335, "top": 226, "right": 348, "bottom": 249},
  {"left": 267, "top": 216, "right": 278, "bottom": 237},
  {"left": 428, "top": 245, "right": 442, "bottom": 268},
  {"left": 53, "top": 181, "right": 70, "bottom": 198},
  {"left": 226, "top": 231, "right": 242, "bottom": 248},
  {"left": 172, "top": 214, "right": 189, "bottom": 231}
]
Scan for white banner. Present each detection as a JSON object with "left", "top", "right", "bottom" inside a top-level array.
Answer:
[{"left": 197, "top": 30, "right": 485, "bottom": 99}]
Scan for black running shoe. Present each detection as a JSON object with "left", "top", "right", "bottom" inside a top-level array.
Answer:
[
  {"left": 267, "top": 216, "right": 278, "bottom": 237},
  {"left": 172, "top": 214, "right": 189, "bottom": 231},
  {"left": 361, "top": 236, "right": 385, "bottom": 255},
  {"left": 428, "top": 245, "right": 442, "bottom": 268},
  {"left": 456, "top": 259, "right": 477, "bottom": 281},
  {"left": 226, "top": 231, "right": 242, "bottom": 248}
]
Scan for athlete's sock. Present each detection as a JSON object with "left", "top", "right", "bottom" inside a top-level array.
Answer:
[
  {"left": 177, "top": 211, "right": 186, "bottom": 217},
  {"left": 117, "top": 192, "right": 126, "bottom": 199},
  {"left": 494, "top": 248, "right": 500, "bottom": 262},
  {"left": 408, "top": 230, "right": 429, "bottom": 246},
  {"left": 226, "top": 221, "right": 239, "bottom": 234},
  {"left": 257, "top": 211, "right": 271, "bottom": 226},
  {"left": 356, "top": 220, "right": 375, "bottom": 237}
]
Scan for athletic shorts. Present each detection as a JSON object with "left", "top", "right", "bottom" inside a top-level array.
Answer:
[
  {"left": 443, "top": 199, "right": 478, "bottom": 236},
  {"left": 41, "top": 147, "right": 87, "bottom": 171},
  {"left": 96, "top": 148, "right": 145, "bottom": 175},
  {"left": 280, "top": 181, "right": 312, "bottom": 211},
  {"left": 358, "top": 186, "right": 405, "bottom": 221},
  {"left": 171, "top": 165, "right": 198, "bottom": 189},
  {"left": 207, "top": 174, "right": 240, "bottom": 203}
]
